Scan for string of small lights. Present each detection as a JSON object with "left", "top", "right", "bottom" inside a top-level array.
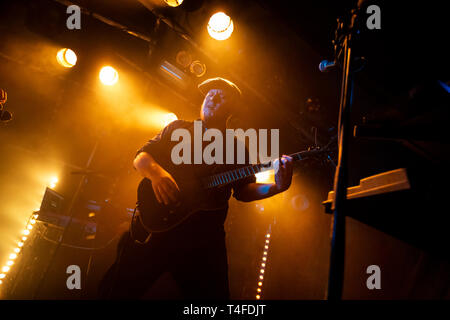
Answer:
[
  {"left": 0, "top": 176, "right": 58, "bottom": 287},
  {"left": 256, "top": 224, "right": 272, "bottom": 300},
  {"left": 0, "top": 211, "right": 39, "bottom": 286}
]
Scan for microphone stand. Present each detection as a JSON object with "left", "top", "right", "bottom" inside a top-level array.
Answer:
[{"left": 326, "top": 4, "right": 365, "bottom": 300}]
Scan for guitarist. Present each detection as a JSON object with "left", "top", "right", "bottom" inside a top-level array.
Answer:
[{"left": 99, "top": 77, "right": 293, "bottom": 299}]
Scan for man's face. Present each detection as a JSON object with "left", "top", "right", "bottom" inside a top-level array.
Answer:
[{"left": 200, "top": 88, "right": 232, "bottom": 126}]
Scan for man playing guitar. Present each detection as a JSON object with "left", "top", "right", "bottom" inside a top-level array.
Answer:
[{"left": 99, "top": 77, "right": 293, "bottom": 299}]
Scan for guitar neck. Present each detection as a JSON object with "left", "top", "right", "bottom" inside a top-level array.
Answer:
[{"left": 203, "top": 149, "right": 321, "bottom": 189}]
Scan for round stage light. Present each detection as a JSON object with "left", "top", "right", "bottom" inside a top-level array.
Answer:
[
  {"left": 56, "top": 48, "right": 77, "bottom": 68},
  {"left": 99, "top": 66, "right": 119, "bottom": 86},
  {"left": 207, "top": 12, "right": 234, "bottom": 40},
  {"left": 176, "top": 50, "right": 192, "bottom": 68},
  {"left": 164, "top": 0, "right": 183, "bottom": 7},
  {"left": 190, "top": 60, "right": 206, "bottom": 77},
  {"left": 49, "top": 176, "right": 58, "bottom": 189},
  {"left": 2, "top": 266, "right": 10, "bottom": 273},
  {"left": 162, "top": 113, "right": 178, "bottom": 128}
]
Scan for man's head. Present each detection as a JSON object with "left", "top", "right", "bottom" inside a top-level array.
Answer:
[{"left": 198, "top": 77, "right": 241, "bottom": 128}]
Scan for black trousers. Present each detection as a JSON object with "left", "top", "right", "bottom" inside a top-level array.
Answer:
[{"left": 98, "top": 212, "right": 230, "bottom": 299}]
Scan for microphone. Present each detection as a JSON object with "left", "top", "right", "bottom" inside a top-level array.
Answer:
[{"left": 319, "top": 60, "right": 336, "bottom": 72}]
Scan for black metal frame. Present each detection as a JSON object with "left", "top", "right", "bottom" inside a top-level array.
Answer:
[{"left": 326, "top": 4, "right": 365, "bottom": 300}]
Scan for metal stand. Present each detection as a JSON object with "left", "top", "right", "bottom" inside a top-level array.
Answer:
[
  {"left": 32, "top": 137, "right": 101, "bottom": 299},
  {"left": 326, "top": 5, "right": 365, "bottom": 300}
]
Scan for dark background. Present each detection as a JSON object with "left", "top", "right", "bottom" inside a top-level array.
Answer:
[{"left": 0, "top": 0, "right": 448, "bottom": 299}]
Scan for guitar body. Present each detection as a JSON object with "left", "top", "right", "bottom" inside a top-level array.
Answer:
[
  {"left": 136, "top": 170, "right": 227, "bottom": 233},
  {"left": 134, "top": 147, "right": 328, "bottom": 234}
]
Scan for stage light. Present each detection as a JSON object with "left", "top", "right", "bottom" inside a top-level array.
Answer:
[
  {"left": 30, "top": 219, "right": 36, "bottom": 225},
  {"left": 49, "top": 176, "right": 58, "bottom": 189},
  {"left": 256, "top": 295, "right": 260, "bottom": 299},
  {"left": 266, "top": 234, "right": 271, "bottom": 238},
  {"left": 99, "top": 66, "right": 119, "bottom": 86},
  {"left": 261, "top": 263, "right": 265, "bottom": 267},
  {"left": 260, "top": 269, "right": 265, "bottom": 273},
  {"left": 0, "top": 274, "right": 5, "bottom": 279},
  {"left": 9, "top": 253, "right": 17, "bottom": 260},
  {"left": 257, "top": 288, "right": 261, "bottom": 292},
  {"left": 6, "top": 261, "right": 13, "bottom": 266},
  {"left": 264, "top": 245, "right": 269, "bottom": 249},
  {"left": 22, "top": 230, "right": 30, "bottom": 236},
  {"left": 176, "top": 50, "right": 192, "bottom": 68},
  {"left": 2, "top": 266, "right": 10, "bottom": 273},
  {"left": 162, "top": 113, "right": 178, "bottom": 128},
  {"left": 18, "top": 242, "right": 23, "bottom": 247},
  {"left": 21, "top": 237, "right": 27, "bottom": 241},
  {"left": 262, "top": 257, "right": 266, "bottom": 261},
  {"left": 190, "top": 60, "right": 206, "bottom": 77},
  {"left": 164, "top": 0, "right": 183, "bottom": 7},
  {"left": 14, "top": 248, "right": 20, "bottom": 253},
  {"left": 258, "top": 281, "right": 262, "bottom": 286},
  {"left": 259, "top": 275, "right": 264, "bottom": 280},
  {"left": 27, "top": 224, "right": 33, "bottom": 230},
  {"left": 207, "top": 12, "right": 234, "bottom": 41},
  {"left": 56, "top": 48, "right": 77, "bottom": 68}
]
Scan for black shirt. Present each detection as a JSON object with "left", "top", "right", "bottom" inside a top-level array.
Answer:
[{"left": 136, "top": 120, "right": 256, "bottom": 230}]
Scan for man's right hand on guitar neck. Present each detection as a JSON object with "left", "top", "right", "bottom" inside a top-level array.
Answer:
[{"left": 134, "top": 152, "right": 180, "bottom": 206}]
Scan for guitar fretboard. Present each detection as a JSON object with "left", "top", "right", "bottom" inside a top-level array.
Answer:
[{"left": 202, "top": 149, "right": 321, "bottom": 189}]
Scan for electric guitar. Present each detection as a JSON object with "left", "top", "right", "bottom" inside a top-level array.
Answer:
[{"left": 133, "top": 147, "right": 328, "bottom": 236}]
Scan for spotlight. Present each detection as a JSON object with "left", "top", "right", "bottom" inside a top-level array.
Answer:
[
  {"left": 0, "top": 274, "right": 5, "bottom": 279},
  {"left": 2, "top": 266, "right": 10, "bottom": 273},
  {"left": 189, "top": 60, "right": 206, "bottom": 77},
  {"left": 176, "top": 50, "right": 192, "bottom": 68},
  {"left": 164, "top": 0, "right": 183, "bottom": 7},
  {"left": 207, "top": 12, "right": 234, "bottom": 40},
  {"left": 99, "top": 66, "right": 119, "bottom": 86},
  {"left": 9, "top": 254, "right": 17, "bottom": 260},
  {"left": 56, "top": 48, "right": 77, "bottom": 68},
  {"left": 50, "top": 176, "right": 59, "bottom": 189},
  {"left": 162, "top": 113, "right": 178, "bottom": 128}
]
